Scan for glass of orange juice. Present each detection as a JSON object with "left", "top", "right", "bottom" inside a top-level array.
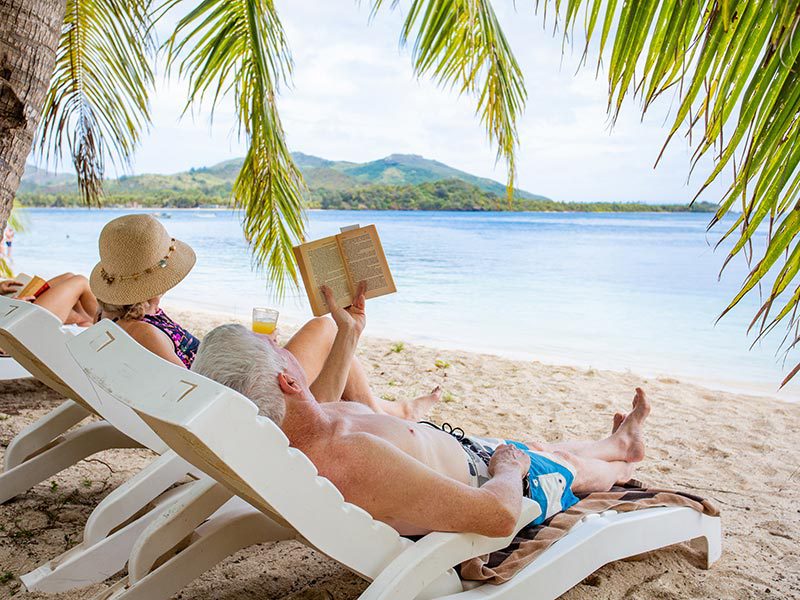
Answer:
[{"left": 252, "top": 307, "right": 279, "bottom": 336}]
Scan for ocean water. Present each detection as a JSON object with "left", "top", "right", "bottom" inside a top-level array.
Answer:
[{"left": 11, "top": 208, "right": 794, "bottom": 399}]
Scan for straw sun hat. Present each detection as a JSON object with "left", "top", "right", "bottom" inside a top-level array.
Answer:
[{"left": 90, "top": 214, "right": 196, "bottom": 305}]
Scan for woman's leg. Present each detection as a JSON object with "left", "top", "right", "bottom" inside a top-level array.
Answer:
[
  {"left": 283, "top": 317, "right": 439, "bottom": 418},
  {"left": 284, "top": 316, "right": 387, "bottom": 410},
  {"left": 35, "top": 275, "right": 96, "bottom": 326}
]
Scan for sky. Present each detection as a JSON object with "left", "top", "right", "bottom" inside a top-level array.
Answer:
[{"left": 35, "top": 1, "right": 733, "bottom": 204}]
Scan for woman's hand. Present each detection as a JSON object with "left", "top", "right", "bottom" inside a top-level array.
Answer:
[
  {"left": 0, "top": 280, "right": 22, "bottom": 296},
  {"left": 320, "top": 280, "right": 367, "bottom": 335},
  {"left": 488, "top": 444, "right": 531, "bottom": 480}
]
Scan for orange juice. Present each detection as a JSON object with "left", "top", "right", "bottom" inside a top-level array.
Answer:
[{"left": 252, "top": 320, "right": 276, "bottom": 335}]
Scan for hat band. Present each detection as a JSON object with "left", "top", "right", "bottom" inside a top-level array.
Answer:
[{"left": 100, "top": 239, "right": 178, "bottom": 285}]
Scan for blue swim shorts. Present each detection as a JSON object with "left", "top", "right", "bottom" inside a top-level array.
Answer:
[{"left": 504, "top": 440, "right": 580, "bottom": 525}]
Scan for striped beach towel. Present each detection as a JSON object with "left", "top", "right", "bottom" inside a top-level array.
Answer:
[{"left": 458, "top": 482, "right": 720, "bottom": 584}]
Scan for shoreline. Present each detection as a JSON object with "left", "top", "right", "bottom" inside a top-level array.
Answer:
[
  {"left": 15, "top": 205, "right": 718, "bottom": 214},
  {"left": 163, "top": 301, "right": 796, "bottom": 403}
]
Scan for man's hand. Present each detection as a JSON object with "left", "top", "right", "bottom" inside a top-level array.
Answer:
[
  {"left": 320, "top": 280, "right": 367, "bottom": 335},
  {"left": 0, "top": 280, "right": 22, "bottom": 296},
  {"left": 488, "top": 444, "right": 531, "bottom": 480}
]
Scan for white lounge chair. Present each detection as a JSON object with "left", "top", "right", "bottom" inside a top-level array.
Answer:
[
  {"left": 0, "top": 298, "right": 212, "bottom": 592},
  {"left": 0, "top": 354, "right": 32, "bottom": 379},
  {"left": 68, "top": 319, "right": 723, "bottom": 600}
]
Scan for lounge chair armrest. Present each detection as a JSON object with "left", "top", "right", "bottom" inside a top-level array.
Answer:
[{"left": 360, "top": 498, "right": 540, "bottom": 600}]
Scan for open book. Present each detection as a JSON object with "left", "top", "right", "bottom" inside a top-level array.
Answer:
[{"left": 293, "top": 224, "right": 396, "bottom": 316}]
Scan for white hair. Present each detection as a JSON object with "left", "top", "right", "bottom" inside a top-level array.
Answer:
[{"left": 191, "top": 324, "right": 288, "bottom": 424}]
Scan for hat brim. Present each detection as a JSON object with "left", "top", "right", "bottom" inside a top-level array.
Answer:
[{"left": 90, "top": 239, "right": 196, "bottom": 305}]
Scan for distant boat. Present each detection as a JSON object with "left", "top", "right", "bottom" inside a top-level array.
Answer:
[{"left": 154, "top": 212, "right": 172, "bottom": 219}]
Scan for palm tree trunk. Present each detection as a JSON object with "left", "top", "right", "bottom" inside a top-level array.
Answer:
[{"left": 0, "top": 0, "right": 65, "bottom": 229}]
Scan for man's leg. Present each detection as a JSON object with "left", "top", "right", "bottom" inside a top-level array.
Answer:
[
  {"left": 548, "top": 450, "right": 635, "bottom": 494},
  {"left": 534, "top": 388, "right": 650, "bottom": 464}
]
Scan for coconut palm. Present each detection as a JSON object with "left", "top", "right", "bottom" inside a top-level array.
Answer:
[{"left": 2, "top": 0, "right": 800, "bottom": 381}]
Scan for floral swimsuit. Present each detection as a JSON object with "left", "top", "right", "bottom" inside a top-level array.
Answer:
[{"left": 140, "top": 309, "right": 200, "bottom": 368}]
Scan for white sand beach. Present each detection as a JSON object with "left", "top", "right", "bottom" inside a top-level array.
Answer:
[{"left": 1, "top": 307, "right": 798, "bottom": 599}]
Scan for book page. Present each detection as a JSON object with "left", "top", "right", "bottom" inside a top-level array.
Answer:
[
  {"left": 294, "top": 235, "right": 353, "bottom": 315},
  {"left": 338, "top": 225, "right": 396, "bottom": 299}
]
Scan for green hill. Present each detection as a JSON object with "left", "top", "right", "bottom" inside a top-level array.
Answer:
[
  {"left": 17, "top": 154, "right": 715, "bottom": 212},
  {"left": 19, "top": 152, "right": 546, "bottom": 200}
]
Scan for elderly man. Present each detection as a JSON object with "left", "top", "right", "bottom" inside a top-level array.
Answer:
[{"left": 192, "top": 283, "right": 650, "bottom": 537}]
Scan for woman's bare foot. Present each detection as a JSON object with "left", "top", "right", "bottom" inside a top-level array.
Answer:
[
  {"left": 399, "top": 385, "right": 442, "bottom": 420},
  {"left": 611, "top": 388, "right": 650, "bottom": 462}
]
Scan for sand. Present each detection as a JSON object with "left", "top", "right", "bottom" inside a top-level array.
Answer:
[{"left": 1, "top": 306, "right": 799, "bottom": 599}]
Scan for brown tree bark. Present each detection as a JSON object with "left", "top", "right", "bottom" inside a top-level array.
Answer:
[{"left": 0, "top": 0, "right": 65, "bottom": 230}]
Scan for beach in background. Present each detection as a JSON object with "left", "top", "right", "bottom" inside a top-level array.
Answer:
[{"left": 11, "top": 207, "right": 791, "bottom": 399}]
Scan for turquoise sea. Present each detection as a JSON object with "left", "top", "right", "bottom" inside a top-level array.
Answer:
[{"left": 12, "top": 208, "right": 793, "bottom": 399}]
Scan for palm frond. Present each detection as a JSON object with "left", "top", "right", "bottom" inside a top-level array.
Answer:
[
  {"left": 0, "top": 201, "right": 26, "bottom": 278},
  {"left": 371, "top": 0, "right": 526, "bottom": 197},
  {"left": 35, "top": 0, "right": 155, "bottom": 206},
  {"left": 164, "top": 0, "right": 305, "bottom": 296},
  {"left": 540, "top": 0, "right": 800, "bottom": 384},
  {"left": 7, "top": 200, "right": 26, "bottom": 234}
]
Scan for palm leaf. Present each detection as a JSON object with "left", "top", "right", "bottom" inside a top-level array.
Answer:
[
  {"left": 371, "top": 0, "right": 527, "bottom": 197},
  {"left": 539, "top": 0, "right": 800, "bottom": 384},
  {"left": 164, "top": 0, "right": 305, "bottom": 296},
  {"left": 34, "top": 0, "right": 155, "bottom": 206}
]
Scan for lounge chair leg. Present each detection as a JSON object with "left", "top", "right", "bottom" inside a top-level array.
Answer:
[
  {"left": 83, "top": 451, "right": 192, "bottom": 546},
  {"left": 128, "top": 478, "right": 234, "bottom": 582},
  {"left": 3, "top": 400, "right": 91, "bottom": 470},
  {"left": 20, "top": 484, "right": 193, "bottom": 593},
  {"left": 95, "top": 492, "right": 293, "bottom": 600},
  {"left": 692, "top": 514, "right": 723, "bottom": 569},
  {"left": 0, "top": 421, "right": 141, "bottom": 503}
]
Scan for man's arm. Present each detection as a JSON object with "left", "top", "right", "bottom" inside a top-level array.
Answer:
[
  {"left": 311, "top": 281, "right": 367, "bottom": 403},
  {"left": 330, "top": 433, "right": 529, "bottom": 537}
]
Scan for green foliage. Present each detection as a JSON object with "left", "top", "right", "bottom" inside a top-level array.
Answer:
[
  {"left": 307, "top": 179, "right": 715, "bottom": 212},
  {"left": 18, "top": 162, "right": 713, "bottom": 212},
  {"left": 0, "top": 572, "right": 14, "bottom": 585},
  {"left": 165, "top": 0, "right": 306, "bottom": 297},
  {"left": 390, "top": 342, "right": 405, "bottom": 353},
  {"left": 371, "top": 1, "right": 526, "bottom": 197},
  {"left": 541, "top": 0, "right": 800, "bottom": 384},
  {"left": 35, "top": 0, "right": 155, "bottom": 205},
  {"left": 434, "top": 358, "right": 451, "bottom": 369}
]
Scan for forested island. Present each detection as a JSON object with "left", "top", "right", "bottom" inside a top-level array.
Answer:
[{"left": 19, "top": 153, "right": 716, "bottom": 213}]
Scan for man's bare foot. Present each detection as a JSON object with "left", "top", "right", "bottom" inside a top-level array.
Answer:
[
  {"left": 611, "top": 388, "right": 650, "bottom": 462},
  {"left": 399, "top": 385, "right": 442, "bottom": 420}
]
